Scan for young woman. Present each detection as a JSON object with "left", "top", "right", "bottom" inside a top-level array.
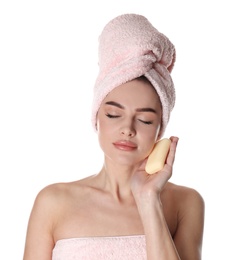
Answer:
[{"left": 23, "top": 14, "right": 205, "bottom": 260}]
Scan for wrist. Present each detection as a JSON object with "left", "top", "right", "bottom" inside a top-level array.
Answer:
[{"left": 134, "top": 192, "right": 163, "bottom": 215}]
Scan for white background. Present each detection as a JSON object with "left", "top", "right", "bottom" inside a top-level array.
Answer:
[{"left": 1, "top": 0, "right": 245, "bottom": 259}]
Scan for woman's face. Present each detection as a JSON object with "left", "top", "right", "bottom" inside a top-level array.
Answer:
[{"left": 96, "top": 78, "right": 162, "bottom": 166}]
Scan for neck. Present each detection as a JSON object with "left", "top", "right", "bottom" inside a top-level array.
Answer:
[{"left": 96, "top": 160, "right": 140, "bottom": 202}]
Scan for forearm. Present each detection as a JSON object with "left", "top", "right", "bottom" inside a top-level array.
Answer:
[{"left": 136, "top": 195, "right": 180, "bottom": 260}]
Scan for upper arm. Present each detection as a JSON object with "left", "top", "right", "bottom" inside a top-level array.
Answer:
[
  {"left": 23, "top": 185, "right": 59, "bottom": 260},
  {"left": 173, "top": 188, "right": 205, "bottom": 260}
]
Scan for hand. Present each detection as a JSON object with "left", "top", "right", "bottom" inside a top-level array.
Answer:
[{"left": 131, "top": 136, "right": 179, "bottom": 201}]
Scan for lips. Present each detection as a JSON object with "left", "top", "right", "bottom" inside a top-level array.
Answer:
[{"left": 113, "top": 140, "right": 137, "bottom": 151}]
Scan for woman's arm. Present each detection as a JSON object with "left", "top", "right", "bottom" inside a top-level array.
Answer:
[
  {"left": 134, "top": 192, "right": 181, "bottom": 260},
  {"left": 131, "top": 136, "right": 181, "bottom": 259},
  {"left": 131, "top": 136, "right": 205, "bottom": 259},
  {"left": 135, "top": 187, "right": 204, "bottom": 260}
]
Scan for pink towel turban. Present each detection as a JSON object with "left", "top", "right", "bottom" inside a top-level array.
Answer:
[{"left": 91, "top": 13, "right": 176, "bottom": 137}]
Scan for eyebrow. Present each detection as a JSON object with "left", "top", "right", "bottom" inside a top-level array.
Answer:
[{"left": 105, "top": 101, "right": 157, "bottom": 114}]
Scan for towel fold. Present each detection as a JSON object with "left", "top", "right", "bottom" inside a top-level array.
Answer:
[{"left": 91, "top": 13, "right": 176, "bottom": 136}]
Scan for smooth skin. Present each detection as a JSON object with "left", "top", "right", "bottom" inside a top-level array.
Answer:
[{"left": 23, "top": 78, "right": 205, "bottom": 260}]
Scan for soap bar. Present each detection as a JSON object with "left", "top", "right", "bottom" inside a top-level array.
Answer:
[{"left": 145, "top": 138, "right": 171, "bottom": 174}]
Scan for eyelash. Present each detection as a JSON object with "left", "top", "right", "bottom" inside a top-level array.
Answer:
[
  {"left": 105, "top": 113, "right": 153, "bottom": 125},
  {"left": 105, "top": 113, "right": 119, "bottom": 119},
  {"left": 139, "top": 119, "right": 153, "bottom": 125}
]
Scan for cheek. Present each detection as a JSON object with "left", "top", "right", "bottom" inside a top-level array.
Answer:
[
  {"left": 96, "top": 115, "right": 117, "bottom": 145},
  {"left": 138, "top": 126, "right": 161, "bottom": 154},
  {"left": 141, "top": 122, "right": 161, "bottom": 140},
  {"left": 96, "top": 117, "right": 117, "bottom": 160}
]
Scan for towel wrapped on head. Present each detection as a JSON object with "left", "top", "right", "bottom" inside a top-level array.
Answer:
[{"left": 91, "top": 13, "right": 176, "bottom": 137}]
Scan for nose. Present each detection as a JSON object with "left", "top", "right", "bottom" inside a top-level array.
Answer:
[{"left": 120, "top": 121, "right": 136, "bottom": 137}]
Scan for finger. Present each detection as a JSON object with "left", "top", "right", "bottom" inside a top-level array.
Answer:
[{"left": 166, "top": 136, "right": 179, "bottom": 166}]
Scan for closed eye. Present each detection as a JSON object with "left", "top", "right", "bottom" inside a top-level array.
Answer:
[
  {"left": 106, "top": 113, "right": 152, "bottom": 124},
  {"left": 105, "top": 113, "right": 120, "bottom": 118},
  {"left": 138, "top": 119, "right": 153, "bottom": 125}
]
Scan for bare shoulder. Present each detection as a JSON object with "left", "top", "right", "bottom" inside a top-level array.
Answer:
[
  {"left": 32, "top": 175, "right": 96, "bottom": 215},
  {"left": 162, "top": 181, "right": 205, "bottom": 222},
  {"left": 165, "top": 181, "right": 204, "bottom": 206}
]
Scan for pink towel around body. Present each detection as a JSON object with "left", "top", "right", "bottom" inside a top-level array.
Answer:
[
  {"left": 52, "top": 235, "right": 147, "bottom": 260},
  {"left": 91, "top": 13, "right": 176, "bottom": 136}
]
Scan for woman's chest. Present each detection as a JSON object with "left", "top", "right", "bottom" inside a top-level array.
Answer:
[{"left": 54, "top": 199, "right": 178, "bottom": 243}]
